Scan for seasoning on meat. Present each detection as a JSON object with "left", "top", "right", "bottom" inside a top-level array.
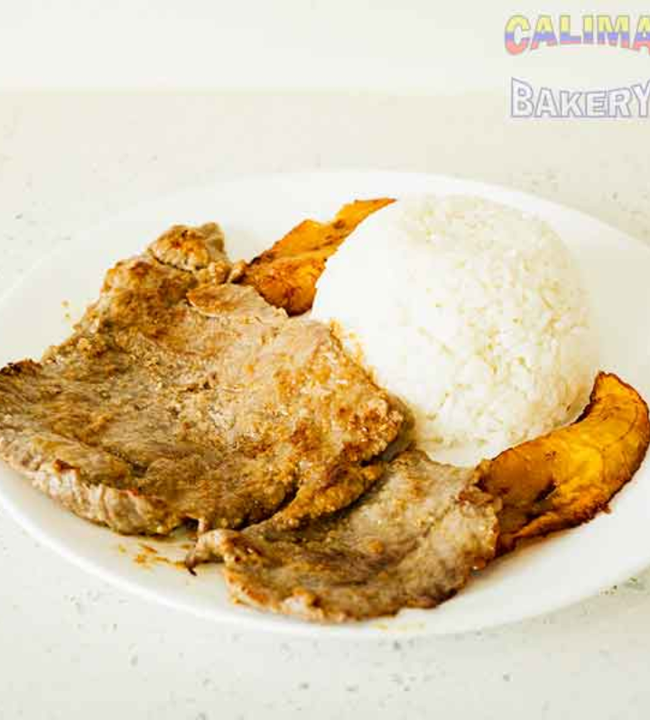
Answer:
[
  {"left": 0, "top": 224, "right": 405, "bottom": 535},
  {"left": 187, "top": 451, "right": 499, "bottom": 622}
]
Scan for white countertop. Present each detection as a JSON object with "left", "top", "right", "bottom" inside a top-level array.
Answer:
[{"left": 1, "top": 92, "right": 650, "bottom": 719}]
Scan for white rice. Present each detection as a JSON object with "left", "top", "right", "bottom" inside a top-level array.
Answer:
[{"left": 312, "top": 195, "right": 598, "bottom": 465}]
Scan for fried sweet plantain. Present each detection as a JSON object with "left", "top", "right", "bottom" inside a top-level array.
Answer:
[
  {"left": 479, "top": 372, "right": 650, "bottom": 554},
  {"left": 238, "top": 198, "right": 394, "bottom": 315}
]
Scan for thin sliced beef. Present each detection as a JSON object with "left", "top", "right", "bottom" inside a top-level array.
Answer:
[
  {"left": 0, "top": 224, "right": 405, "bottom": 535},
  {"left": 187, "top": 451, "right": 499, "bottom": 622}
]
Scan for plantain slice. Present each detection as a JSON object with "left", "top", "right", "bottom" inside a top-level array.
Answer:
[
  {"left": 479, "top": 372, "right": 650, "bottom": 554},
  {"left": 238, "top": 198, "right": 394, "bottom": 315}
]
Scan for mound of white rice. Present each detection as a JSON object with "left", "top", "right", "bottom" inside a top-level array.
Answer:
[{"left": 312, "top": 195, "right": 598, "bottom": 465}]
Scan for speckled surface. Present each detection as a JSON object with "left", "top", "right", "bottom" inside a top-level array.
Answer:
[{"left": 1, "top": 92, "right": 650, "bottom": 719}]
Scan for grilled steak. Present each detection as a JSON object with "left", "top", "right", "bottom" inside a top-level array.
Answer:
[
  {"left": 187, "top": 450, "right": 499, "bottom": 622},
  {"left": 0, "top": 223, "right": 405, "bottom": 535}
]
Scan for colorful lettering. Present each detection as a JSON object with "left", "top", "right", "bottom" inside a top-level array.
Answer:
[
  {"left": 505, "top": 15, "right": 530, "bottom": 55},
  {"left": 530, "top": 16, "right": 558, "bottom": 51}
]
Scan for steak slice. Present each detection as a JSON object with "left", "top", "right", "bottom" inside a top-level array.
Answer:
[
  {"left": 187, "top": 451, "right": 499, "bottom": 622},
  {"left": 0, "top": 223, "right": 405, "bottom": 535}
]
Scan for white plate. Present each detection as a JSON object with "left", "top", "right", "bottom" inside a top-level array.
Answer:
[{"left": 1, "top": 170, "right": 650, "bottom": 638}]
